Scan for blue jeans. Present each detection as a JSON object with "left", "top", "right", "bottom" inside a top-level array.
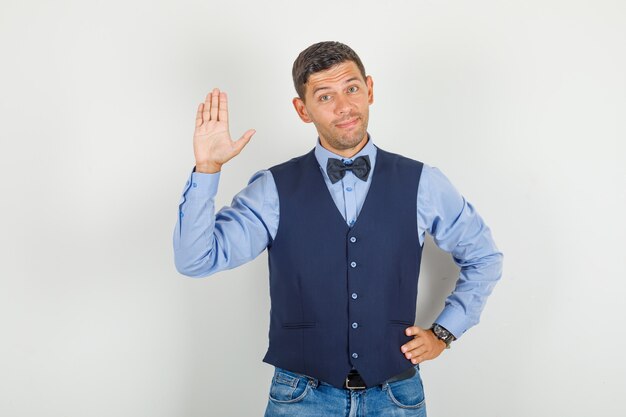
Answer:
[{"left": 263, "top": 364, "right": 427, "bottom": 417}]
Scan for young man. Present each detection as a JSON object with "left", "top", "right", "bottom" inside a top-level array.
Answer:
[{"left": 173, "top": 41, "right": 503, "bottom": 416}]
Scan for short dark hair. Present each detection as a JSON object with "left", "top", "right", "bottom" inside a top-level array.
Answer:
[{"left": 292, "top": 41, "right": 367, "bottom": 100}]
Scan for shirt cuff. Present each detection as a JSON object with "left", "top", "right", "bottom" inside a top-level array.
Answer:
[
  {"left": 186, "top": 167, "right": 220, "bottom": 200},
  {"left": 433, "top": 306, "right": 470, "bottom": 340}
]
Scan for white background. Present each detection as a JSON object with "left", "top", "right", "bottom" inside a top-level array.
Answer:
[{"left": 1, "top": 0, "right": 624, "bottom": 416}]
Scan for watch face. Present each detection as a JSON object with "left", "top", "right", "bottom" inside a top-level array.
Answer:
[
  {"left": 434, "top": 325, "right": 450, "bottom": 339},
  {"left": 433, "top": 325, "right": 454, "bottom": 346}
]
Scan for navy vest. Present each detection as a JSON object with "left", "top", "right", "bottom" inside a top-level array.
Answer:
[{"left": 263, "top": 146, "right": 424, "bottom": 388}]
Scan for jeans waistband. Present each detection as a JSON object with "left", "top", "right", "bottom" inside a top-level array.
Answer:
[{"left": 280, "top": 364, "right": 419, "bottom": 390}]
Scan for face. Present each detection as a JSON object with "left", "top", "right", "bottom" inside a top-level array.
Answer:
[{"left": 293, "top": 60, "right": 374, "bottom": 156}]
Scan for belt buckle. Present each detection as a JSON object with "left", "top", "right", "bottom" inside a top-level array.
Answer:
[{"left": 344, "top": 372, "right": 366, "bottom": 390}]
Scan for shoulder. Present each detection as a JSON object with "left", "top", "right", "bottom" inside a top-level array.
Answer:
[
  {"left": 268, "top": 149, "right": 315, "bottom": 174},
  {"left": 376, "top": 147, "right": 425, "bottom": 173},
  {"left": 246, "top": 169, "right": 279, "bottom": 194},
  {"left": 418, "top": 163, "right": 457, "bottom": 189}
]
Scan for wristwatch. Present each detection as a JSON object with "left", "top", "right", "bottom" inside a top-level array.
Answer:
[{"left": 430, "top": 323, "right": 456, "bottom": 349}]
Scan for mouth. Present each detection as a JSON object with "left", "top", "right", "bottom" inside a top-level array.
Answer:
[{"left": 335, "top": 117, "right": 359, "bottom": 129}]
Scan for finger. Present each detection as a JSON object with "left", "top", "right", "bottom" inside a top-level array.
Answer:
[
  {"left": 196, "top": 103, "right": 204, "bottom": 127},
  {"left": 210, "top": 88, "right": 220, "bottom": 121},
  {"left": 406, "top": 346, "right": 428, "bottom": 360},
  {"left": 218, "top": 92, "right": 228, "bottom": 123},
  {"left": 203, "top": 92, "right": 212, "bottom": 121},
  {"left": 401, "top": 337, "right": 425, "bottom": 353},
  {"left": 405, "top": 326, "right": 423, "bottom": 337},
  {"left": 233, "top": 129, "right": 256, "bottom": 152},
  {"left": 411, "top": 355, "right": 426, "bottom": 364}
]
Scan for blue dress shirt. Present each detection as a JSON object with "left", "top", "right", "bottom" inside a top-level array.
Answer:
[{"left": 173, "top": 134, "right": 503, "bottom": 339}]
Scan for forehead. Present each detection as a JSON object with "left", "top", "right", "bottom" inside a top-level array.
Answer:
[{"left": 306, "top": 61, "right": 364, "bottom": 91}]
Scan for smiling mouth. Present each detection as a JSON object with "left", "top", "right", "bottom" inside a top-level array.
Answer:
[{"left": 336, "top": 118, "right": 359, "bottom": 128}]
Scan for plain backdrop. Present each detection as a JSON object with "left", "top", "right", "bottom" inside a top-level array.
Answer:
[{"left": 1, "top": 0, "right": 624, "bottom": 416}]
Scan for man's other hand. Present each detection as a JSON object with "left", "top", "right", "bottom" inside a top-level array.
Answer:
[
  {"left": 193, "top": 88, "right": 256, "bottom": 174},
  {"left": 400, "top": 326, "right": 446, "bottom": 364}
]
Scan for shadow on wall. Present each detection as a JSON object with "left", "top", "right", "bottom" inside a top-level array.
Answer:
[{"left": 415, "top": 234, "right": 460, "bottom": 328}]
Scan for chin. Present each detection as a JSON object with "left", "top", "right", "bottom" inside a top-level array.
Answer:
[
  {"left": 322, "top": 128, "right": 367, "bottom": 151},
  {"left": 341, "top": 131, "right": 367, "bottom": 147}
]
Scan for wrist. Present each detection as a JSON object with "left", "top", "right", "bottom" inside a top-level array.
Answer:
[
  {"left": 434, "top": 336, "right": 446, "bottom": 350},
  {"left": 195, "top": 162, "right": 222, "bottom": 174},
  {"left": 430, "top": 323, "right": 456, "bottom": 349}
]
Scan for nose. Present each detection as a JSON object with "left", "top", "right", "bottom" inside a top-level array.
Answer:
[{"left": 334, "top": 93, "right": 352, "bottom": 116}]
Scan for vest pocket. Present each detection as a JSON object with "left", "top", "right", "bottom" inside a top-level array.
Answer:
[
  {"left": 388, "top": 319, "right": 415, "bottom": 326},
  {"left": 282, "top": 321, "right": 316, "bottom": 329}
]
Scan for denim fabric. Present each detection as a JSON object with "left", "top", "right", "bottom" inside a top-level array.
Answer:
[{"left": 264, "top": 365, "right": 426, "bottom": 417}]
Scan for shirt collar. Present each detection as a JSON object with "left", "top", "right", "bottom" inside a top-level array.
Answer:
[{"left": 314, "top": 132, "right": 377, "bottom": 181}]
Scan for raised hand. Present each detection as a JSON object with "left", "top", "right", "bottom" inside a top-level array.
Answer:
[{"left": 193, "top": 88, "right": 256, "bottom": 173}]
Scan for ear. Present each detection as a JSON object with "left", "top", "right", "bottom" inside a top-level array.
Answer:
[
  {"left": 366, "top": 75, "right": 374, "bottom": 105},
  {"left": 292, "top": 97, "right": 312, "bottom": 123}
]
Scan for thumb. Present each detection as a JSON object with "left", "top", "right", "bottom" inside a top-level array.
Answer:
[
  {"left": 234, "top": 129, "right": 256, "bottom": 153},
  {"left": 405, "top": 326, "right": 423, "bottom": 336}
]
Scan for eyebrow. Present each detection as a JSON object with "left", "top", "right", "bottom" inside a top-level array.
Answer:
[{"left": 312, "top": 77, "right": 362, "bottom": 96}]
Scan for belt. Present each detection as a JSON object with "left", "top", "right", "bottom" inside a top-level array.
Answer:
[{"left": 344, "top": 366, "right": 416, "bottom": 390}]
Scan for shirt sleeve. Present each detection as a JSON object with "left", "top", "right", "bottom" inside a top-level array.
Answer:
[
  {"left": 417, "top": 164, "right": 504, "bottom": 339},
  {"left": 172, "top": 166, "right": 279, "bottom": 277}
]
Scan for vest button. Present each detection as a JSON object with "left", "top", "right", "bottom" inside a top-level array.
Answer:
[
  {"left": 352, "top": 322, "right": 358, "bottom": 329},
  {"left": 351, "top": 292, "right": 358, "bottom": 299},
  {"left": 352, "top": 352, "right": 359, "bottom": 359},
  {"left": 350, "top": 261, "right": 357, "bottom": 268},
  {"left": 350, "top": 236, "right": 357, "bottom": 243}
]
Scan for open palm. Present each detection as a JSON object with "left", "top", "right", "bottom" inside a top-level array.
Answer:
[{"left": 193, "top": 88, "right": 255, "bottom": 173}]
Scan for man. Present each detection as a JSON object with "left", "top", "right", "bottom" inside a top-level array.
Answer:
[{"left": 173, "top": 41, "right": 503, "bottom": 416}]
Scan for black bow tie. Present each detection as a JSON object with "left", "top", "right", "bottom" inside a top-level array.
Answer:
[{"left": 326, "top": 155, "right": 371, "bottom": 184}]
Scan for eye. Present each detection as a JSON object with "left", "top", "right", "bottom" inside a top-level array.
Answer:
[
  {"left": 348, "top": 86, "right": 359, "bottom": 93},
  {"left": 319, "top": 95, "right": 331, "bottom": 102}
]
